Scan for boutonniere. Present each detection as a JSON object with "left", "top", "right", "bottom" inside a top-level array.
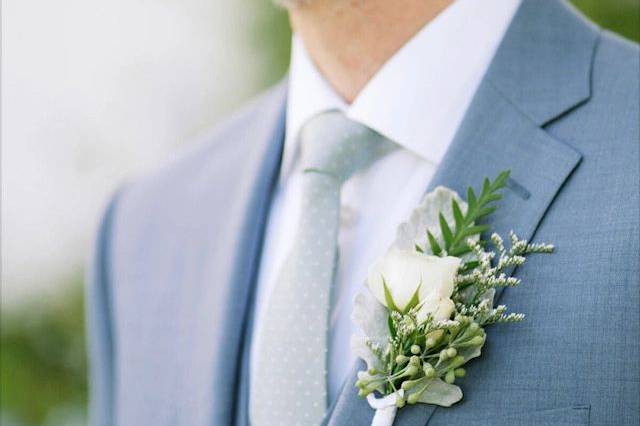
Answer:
[{"left": 352, "top": 171, "right": 554, "bottom": 426}]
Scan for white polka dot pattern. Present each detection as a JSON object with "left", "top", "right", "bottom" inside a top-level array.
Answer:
[{"left": 250, "top": 111, "right": 396, "bottom": 426}]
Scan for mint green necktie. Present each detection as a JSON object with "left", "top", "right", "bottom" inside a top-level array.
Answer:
[{"left": 250, "top": 111, "right": 395, "bottom": 426}]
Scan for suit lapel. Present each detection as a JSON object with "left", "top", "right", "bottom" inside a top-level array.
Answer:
[
  {"left": 324, "top": 75, "right": 584, "bottom": 426},
  {"left": 211, "top": 83, "right": 287, "bottom": 425},
  {"left": 324, "top": 1, "right": 598, "bottom": 424},
  {"left": 425, "top": 79, "right": 583, "bottom": 307}
]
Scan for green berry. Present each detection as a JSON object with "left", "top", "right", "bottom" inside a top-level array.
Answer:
[
  {"left": 410, "top": 344, "right": 421, "bottom": 355},
  {"left": 446, "top": 347, "right": 457, "bottom": 358},
  {"left": 407, "top": 392, "right": 420, "bottom": 404},
  {"left": 445, "top": 370, "right": 456, "bottom": 384},
  {"left": 401, "top": 380, "right": 416, "bottom": 390},
  {"left": 423, "top": 364, "right": 435, "bottom": 378},
  {"left": 449, "top": 355, "right": 465, "bottom": 369},
  {"left": 395, "top": 355, "right": 408, "bottom": 365},
  {"left": 406, "top": 365, "right": 419, "bottom": 376}
]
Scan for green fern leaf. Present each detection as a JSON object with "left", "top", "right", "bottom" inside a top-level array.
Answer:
[{"left": 427, "top": 231, "right": 442, "bottom": 256}]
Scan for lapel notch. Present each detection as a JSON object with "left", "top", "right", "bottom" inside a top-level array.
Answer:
[{"left": 485, "top": 0, "right": 598, "bottom": 126}]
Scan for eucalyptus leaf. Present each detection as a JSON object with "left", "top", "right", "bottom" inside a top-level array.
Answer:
[
  {"left": 351, "top": 290, "right": 390, "bottom": 345},
  {"left": 351, "top": 336, "right": 384, "bottom": 372},
  {"left": 480, "top": 288, "right": 496, "bottom": 306},
  {"left": 416, "top": 378, "right": 463, "bottom": 407},
  {"left": 392, "top": 187, "right": 467, "bottom": 253},
  {"left": 457, "top": 345, "right": 482, "bottom": 363}
]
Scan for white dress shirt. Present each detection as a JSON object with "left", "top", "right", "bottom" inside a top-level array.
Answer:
[{"left": 250, "top": 0, "right": 521, "bottom": 403}]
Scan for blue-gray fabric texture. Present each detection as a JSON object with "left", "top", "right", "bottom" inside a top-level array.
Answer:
[{"left": 86, "top": 1, "right": 640, "bottom": 425}]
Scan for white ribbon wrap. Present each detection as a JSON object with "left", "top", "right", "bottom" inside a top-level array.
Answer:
[{"left": 366, "top": 391, "right": 403, "bottom": 426}]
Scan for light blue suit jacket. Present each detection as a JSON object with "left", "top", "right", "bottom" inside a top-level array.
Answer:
[{"left": 87, "top": 1, "right": 639, "bottom": 425}]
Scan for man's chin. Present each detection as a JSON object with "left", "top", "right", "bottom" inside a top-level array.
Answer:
[{"left": 273, "top": 0, "right": 314, "bottom": 10}]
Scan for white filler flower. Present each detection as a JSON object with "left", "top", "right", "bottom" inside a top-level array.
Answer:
[{"left": 367, "top": 248, "right": 460, "bottom": 322}]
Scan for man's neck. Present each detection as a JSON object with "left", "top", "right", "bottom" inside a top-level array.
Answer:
[{"left": 289, "top": 0, "right": 454, "bottom": 103}]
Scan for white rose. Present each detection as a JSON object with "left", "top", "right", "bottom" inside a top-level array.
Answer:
[
  {"left": 415, "top": 293, "right": 455, "bottom": 323},
  {"left": 367, "top": 248, "right": 460, "bottom": 322}
]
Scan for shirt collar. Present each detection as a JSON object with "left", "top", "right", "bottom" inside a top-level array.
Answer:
[{"left": 283, "top": 0, "right": 521, "bottom": 179}]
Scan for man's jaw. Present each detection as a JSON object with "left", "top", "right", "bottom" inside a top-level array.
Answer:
[{"left": 274, "top": 0, "right": 314, "bottom": 10}]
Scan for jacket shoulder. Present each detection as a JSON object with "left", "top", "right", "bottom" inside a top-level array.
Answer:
[
  {"left": 595, "top": 30, "right": 639, "bottom": 85},
  {"left": 587, "top": 31, "right": 639, "bottom": 141},
  {"left": 113, "top": 80, "right": 286, "bottom": 220},
  {"left": 136, "top": 81, "right": 286, "bottom": 192}
]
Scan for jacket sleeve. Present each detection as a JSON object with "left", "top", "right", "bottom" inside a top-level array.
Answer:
[{"left": 86, "top": 191, "right": 122, "bottom": 426}]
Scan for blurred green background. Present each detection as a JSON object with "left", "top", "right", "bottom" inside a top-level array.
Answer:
[{"left": 1, "top": 1, "right": 638, "bottom": 425}]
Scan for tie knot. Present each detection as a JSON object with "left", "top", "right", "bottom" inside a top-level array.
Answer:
[{"left": 298, "top": 111, "right": 396, "bottom": 183}]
